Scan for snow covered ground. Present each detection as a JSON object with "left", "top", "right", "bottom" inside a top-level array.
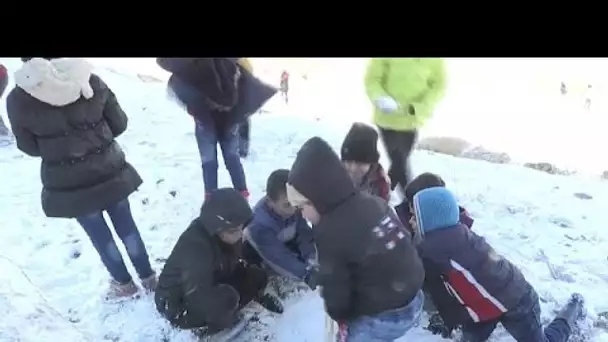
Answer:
[{"left": 1, "top": 58, "right": 608, "bottom": 341}]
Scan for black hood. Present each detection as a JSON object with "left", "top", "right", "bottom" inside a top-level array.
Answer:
[
  {"left": 199, "top": 188, "right": 252, "bottom": 235},
  {"left": 288, "top": 137, "right": 356, "bottom": 215}
]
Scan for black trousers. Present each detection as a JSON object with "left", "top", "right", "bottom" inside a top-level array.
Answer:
[{"left": 378, "top": 128, "right": 418, "bottom": 194}]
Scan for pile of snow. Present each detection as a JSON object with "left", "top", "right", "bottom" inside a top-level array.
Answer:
[{"left": 1, "top": 58, "right": 607, "bottom": 341}]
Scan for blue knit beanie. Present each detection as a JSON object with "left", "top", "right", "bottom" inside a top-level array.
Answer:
[{"left": 413, "top": 187, "right": 460, "bottom": 237}]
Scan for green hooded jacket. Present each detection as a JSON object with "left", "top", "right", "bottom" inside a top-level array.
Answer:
[{"left": 364, "top": 58, "right": 447, "bottom": 131}]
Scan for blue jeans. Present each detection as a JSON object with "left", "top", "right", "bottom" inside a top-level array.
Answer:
[
  {"left": 76, "top": 198, "right": 154, "bottom": 284},
  {"left": 462, "top": 288, "right": 571, "bottom": 342},
  {"left": 339, "top": 290, "right": 424, "bottom": 342},
  {"left": 194, "top": 122, "right": 247, "bottom": 193}
]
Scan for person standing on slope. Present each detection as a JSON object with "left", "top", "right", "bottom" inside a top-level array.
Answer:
[
  {"left": 7, "top": 58, "right": 156, "bottom": 298},
  {"left": 364, "top": 58, "right": 447, "bottom": 195},
  {"left": 410, "top": 186, "right": 585, "bottom": 342},
  {"left": 286, "top": 136, "right": 425, "bottom": 342},
  {"left": 0, "top": 63, "right": 10, "bottom": 136},
  {"left": 157, "top": 58, "right": 276, "bottom": 199},
  {"left": 155, "top": 188, "right": 283, "bottom": 338},
  {"left": 280, "top": 70, "right": 289, "bottom": 104}
]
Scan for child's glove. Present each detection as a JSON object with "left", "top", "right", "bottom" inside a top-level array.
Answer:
[
  {"left": 374, "top": 96, "right": 400, "bottom": 113},
  {"left": 426, "top": 313, "right": 453, "bottom": 338}
]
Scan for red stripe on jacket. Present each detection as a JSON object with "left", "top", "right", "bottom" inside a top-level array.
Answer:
[{"left": 444, "top": 260, "right": 507, "bottom": 322}]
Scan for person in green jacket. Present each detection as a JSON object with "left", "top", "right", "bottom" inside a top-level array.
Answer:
[{"left": 364, "top": 58, "right": 447, "bottom": 194}]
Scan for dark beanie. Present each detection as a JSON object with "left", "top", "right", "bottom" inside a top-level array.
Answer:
[
  {"left": 199, "top": 188, "right": 252, "bottom": 235},
  {"left": 404, "top": 172, "right": 446, "bottom": 203},
  {"left": 340, "top": 122, "right": 380, "bottom": 164}
]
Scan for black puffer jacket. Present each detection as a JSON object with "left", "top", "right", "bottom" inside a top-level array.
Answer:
[
  {"left": 6, "top": 58, "right": 142, "bottom": 218},
  {"left": 155, "top": 188, "right": 253, "bottom": 329},
  {"left": 288, "top": 137, "right": 425, "bottom": 322},
  {"left": 157, "top": 58, "right": 277, "bottom": 130}
]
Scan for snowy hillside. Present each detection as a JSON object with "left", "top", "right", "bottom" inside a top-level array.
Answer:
[{"left": 1, "top": 58, "right": 608, "bottom": 342}]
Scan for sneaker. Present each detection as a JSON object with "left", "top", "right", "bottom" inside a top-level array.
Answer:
[
  {"left": 255, "top": 293, "right": 283, "bottom": 314},
  {"left": 107, "top": 279, "right": 139, "bottom": 299},
  {"left": 141, "top": 272, "right": 158, "bottom": 292}
]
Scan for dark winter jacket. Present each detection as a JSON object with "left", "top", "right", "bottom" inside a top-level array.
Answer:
[
  {"left": 395, "top": 198, "right": 474, "bottom": 328},
  {"left": 287, "top": 137, "right": 424, "bottom": 322},
  {"left": 6, "top": 58, "right": 142, "bottom": 218},
  {"left": 243, "top": 198, "right": 316, "bottom": 280},
  {"left": 0, "top": 64, "right": 8, "bottom": 99},
  {"left": 158, "top": 58, "right": 276, "bottom": 132},
  {"left": 155, "top": 188, "right": 253, "bottom": 330},
  {"left": 413, "top": 187, "right": 529, "bottom": 324}
]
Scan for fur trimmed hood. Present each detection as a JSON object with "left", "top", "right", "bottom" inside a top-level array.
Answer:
[{"left": 14, "top": 58, "right": 94, "bottom": 106}]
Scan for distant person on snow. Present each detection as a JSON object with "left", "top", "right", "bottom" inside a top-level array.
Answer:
[
  {"left": 237, "top": 58, "right": 252, "bottom": 158},
  {"left": 395, "top": 172, "right": 475, "bottom": 337},
  {"left": 584, "top": 84, "right": 592, "bottom": 112},
  {"left": 6, "top": 58, "right": 156, "bottom": 299},
  {"left": 286, "top": 137, "right": 425, "bottom": 342},
  {"left": 364, "top": 58, "right": 447, "bottom": 195},
  {"left": 0, "top": 63, "right": 10, "bottom": 136},
  {"left": 242, "top": 169, "right": 318, "bottom": 289},
  {"left": 157, "top": 58, "right": 276, "bottom": 199},
  {"left": 280, "top": 70, "right": 289, "bottom": 104},
  {"left": 560, "top": 81, "right": 567, "bottom": 96},
  {"left": 340, "top": 122, "right": 390, "bottom": 202},
  {"left": 410, "top": 186, "right": 585, "bottom": 342},
  {"left": 155, "top": 188, "right": 283, "bottom": 338}
]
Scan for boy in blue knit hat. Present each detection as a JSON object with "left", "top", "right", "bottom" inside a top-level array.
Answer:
[{"left": 411, "top": 187, "right": 584, "bottom": 342}]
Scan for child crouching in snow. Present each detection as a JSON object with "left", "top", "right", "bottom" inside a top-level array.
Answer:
[
  {"left": 411, "top": 186, "right": 584, "bottom": 342},
  {"left": 394, "top": 172, "right": 475, "bottom": 337},
  {"left": 7, "top": 58, "right": 156, "bottom": 299},
  {"left": 340, "top": 122, "right": 390, "bottom": 202}
]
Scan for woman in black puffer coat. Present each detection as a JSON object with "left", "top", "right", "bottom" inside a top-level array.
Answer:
[{"left": 6, "top": 58, "right": 156, "bottom": 299}]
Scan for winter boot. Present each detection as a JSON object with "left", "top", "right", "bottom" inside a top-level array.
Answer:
[
  {"left": 140, "top": 272, "right": 158, "bottom": 292},
  {"left": 255, "top": 293, "right": 284, "bottom": 314},
  {"left": 106, "top": 279, "right": 139, "bottom": 299},
  {"left": 556, "top": 293, "right": 585, "bottom": 328}
]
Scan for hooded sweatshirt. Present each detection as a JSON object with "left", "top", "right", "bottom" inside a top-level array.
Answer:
[
  {"left": 414, "top": 187, "right": 529, "bottom": 323},
  {"left": 287, "top": 137, "right": 424, "bottom": 322},
  {"left": 6, "top": 58, "right": 142, "bottom": 218},
  {"left": 155, "top": 188, "right": 253, "bottom": 329}
]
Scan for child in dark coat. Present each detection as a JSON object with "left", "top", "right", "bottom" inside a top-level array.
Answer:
[
  {"left": 394, "top": 172, "right": 474, "bottom": 336},
  {"left": 340, "top": 122, "right": 390, "bottom": 202},
  {"left": 411, "top": 187, "right": 584, "bottom": 342}
]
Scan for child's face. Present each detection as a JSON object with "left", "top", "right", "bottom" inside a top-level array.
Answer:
[
  {"left": 343, "top": 161, "right": 371, "bottom": 181},
  {"left": 408, "top": 203, "right": 418, "bottom": 233},
  {"left": 218, "top": 225, "right": 244, "bottom": 244},
  {"left": 269, "top": 194, "right": 297, "bottom": 218}
]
